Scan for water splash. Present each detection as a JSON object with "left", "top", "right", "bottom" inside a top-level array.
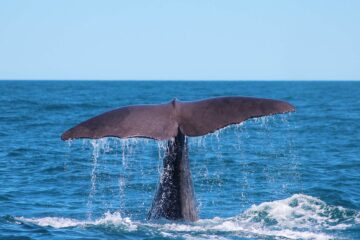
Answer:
[
  {"left": 236, "top": 194, "right": 360, "bottom": 239},
  {"left": 66, "top": 139, "right": 73, "bottom": 147},
  {"left": 120, "top": 138, "right": 138, "bottom": 168},
  {"left": 156, "top": 140, "right": 169, "bottom": 175},
  {"left": 118, "top": 175, "right": 126, "bottom": 210},
  {"left": 16, "top": 194, "right": 360, "bottom": 240},
  {"left": 115, "top": 138, "right": 149, "bottom": 212},
  {"left": 87, "top": 139, "right": 102, "bottom": 219},
  {"left": 72, "top": 137, "right": 159, "bottom": 219},
  {"left": 117, "top": 139, "right": 132, "bottom": 211},
  {"left": 16, "top": 211, "right": 136, "bottom": 230}
]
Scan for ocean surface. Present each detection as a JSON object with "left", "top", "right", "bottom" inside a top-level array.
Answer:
[{"left": 0, "top": 81, "right": 359, "bottom": 240}]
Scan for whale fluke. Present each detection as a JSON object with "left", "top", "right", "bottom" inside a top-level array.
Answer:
[{"left": 61, "top": 97, "right": 294, "bottom": 141}]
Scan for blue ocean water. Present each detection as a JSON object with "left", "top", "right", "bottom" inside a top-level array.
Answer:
[{"left": 0, "top": 81, "right": 359, "bottom": 240}]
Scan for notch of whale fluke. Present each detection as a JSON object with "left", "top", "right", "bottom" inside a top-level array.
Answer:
[{"left": 61, "top": 96, "right": 295, "bottom": 141}]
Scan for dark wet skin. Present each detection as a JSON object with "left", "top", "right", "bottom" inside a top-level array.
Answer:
[{"left": 147, "top": 129, "right": 198, "bottom": 221}]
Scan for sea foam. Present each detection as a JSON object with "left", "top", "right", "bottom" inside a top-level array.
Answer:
[{"left": 15, "top": 194, "right": 360, "bottom": 240}]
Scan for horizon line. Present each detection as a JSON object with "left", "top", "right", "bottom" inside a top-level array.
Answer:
[{"left": 1, "top": 79, "right": 360, "bottom": 82}]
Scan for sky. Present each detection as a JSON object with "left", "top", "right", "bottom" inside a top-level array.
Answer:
[{"left": 0, "top": 0, "right": 359, "bottom": 80}]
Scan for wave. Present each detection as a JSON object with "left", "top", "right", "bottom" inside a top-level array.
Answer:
[
  {"left": 14, "top": 194, "right": 360, "bottom": 240},
  {"left": 15, "top": 212, "right": 137, "bottom": 230}
]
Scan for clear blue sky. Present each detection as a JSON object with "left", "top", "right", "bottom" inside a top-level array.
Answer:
[{"left": 0, "top": 0, "right": 359, "bottom": 80}]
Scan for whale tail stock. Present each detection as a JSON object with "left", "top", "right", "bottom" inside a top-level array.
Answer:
[{"left": 61, "top": 96, "right": 295, "bottom": 141}]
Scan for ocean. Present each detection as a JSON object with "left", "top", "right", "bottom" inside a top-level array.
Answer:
[{"left": 0, "top": 81, "right": 359, "bottom": 240}]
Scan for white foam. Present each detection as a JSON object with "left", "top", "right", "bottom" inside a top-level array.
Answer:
[
  {"left": 149, "top": 217, "right": 333, "bottom": 240},
  {"left": 16, "top": 216, "right": 83, "bottom": 228},
  {"left": 240, "top": 194, "right": 359, "bottom": 231},
  {"left": 16, "top": 194, "right": 359, "bottom": 240},
  {"left": 150, "top": 218, "right": 333, "bottom": 240},
  {"left": 16, "top": 211, "right": 137, "bottom": 231},
  {"left": 356, "top": 215, "right": 360, "bottom": 224},
  {"left": 153, "top": 194, "right": 358, "bottom": 239}
]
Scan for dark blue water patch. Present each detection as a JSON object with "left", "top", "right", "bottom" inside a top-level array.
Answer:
[
  {"left": 0, "top": 193, "right": 14, "bottom": 201},
  {"left": 0, "top": 216, "right": 41, "bottom": 240},
  {"left": 0, "top": 81, "right": 359, "bottom": 239},
  {"left": 5, "top": 147, "right": 33, "bottom": 157},
  {"left": 0, "top": 236, "right": 34, "bottom": 240}
]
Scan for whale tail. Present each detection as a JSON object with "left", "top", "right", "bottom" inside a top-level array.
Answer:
[
  {"left": 61, "top": 96, "right": 295, "bottom": 222},
  {"left": 61, "top": 96, "right": 294, "bottom": 141}
]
